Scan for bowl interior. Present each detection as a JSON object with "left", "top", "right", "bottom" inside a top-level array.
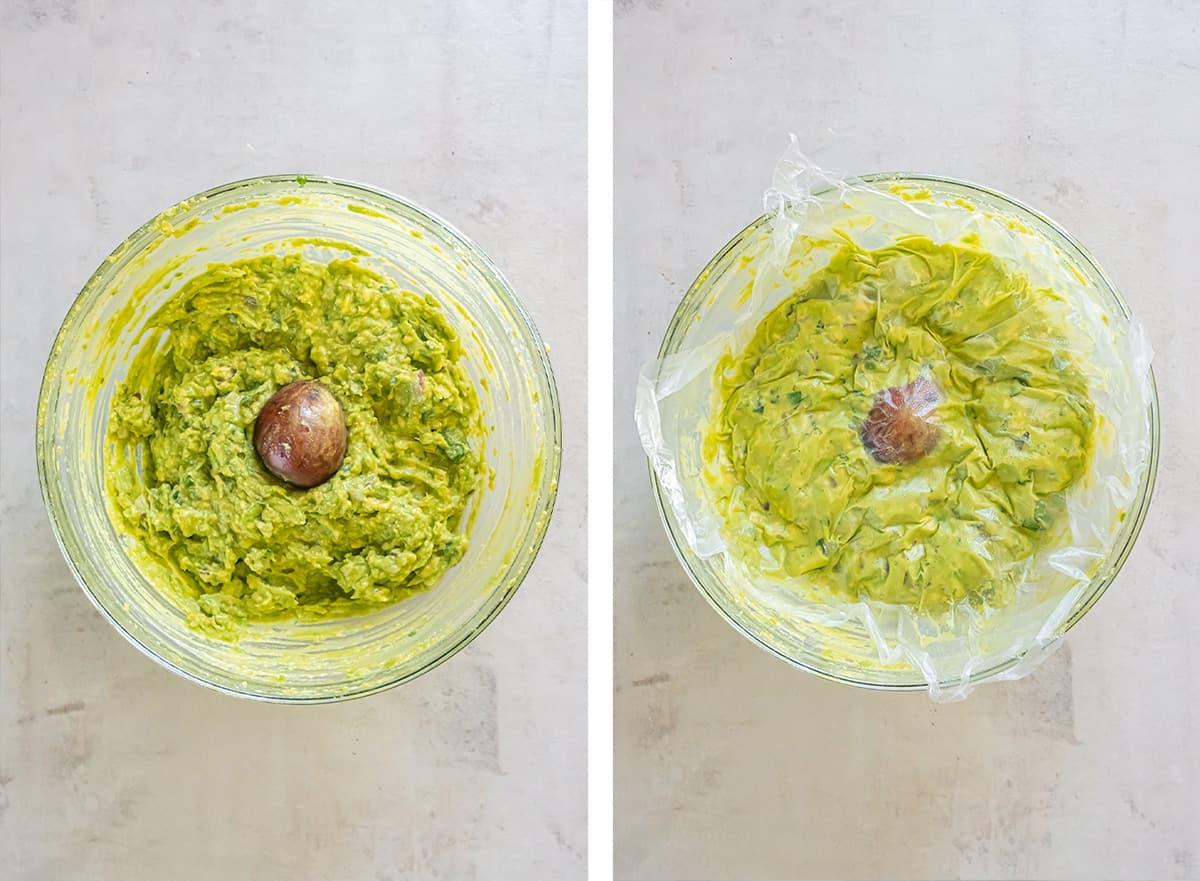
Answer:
[
  {"left": 38, "top": 176, "right": 561, "bottom": 701},
  {"left": 651, "top": 175, "right": 1158, "bottom": 691}
]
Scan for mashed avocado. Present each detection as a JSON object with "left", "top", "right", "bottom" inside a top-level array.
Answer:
[
  {"left": 107, "top": 254, "right": 482, "bottom": 635},
  {"left": 707, "top": 237, "right": 1095, "bottom": 610}
]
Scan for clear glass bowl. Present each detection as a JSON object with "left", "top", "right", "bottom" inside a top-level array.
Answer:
[
  {"left": 38, "top": 175, "right": 561, "bottom": 702},
  {"left": 649, "top": 174, "right": 1160, "bottom": 691}
]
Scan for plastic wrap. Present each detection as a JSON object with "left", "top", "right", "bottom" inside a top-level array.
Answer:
[{"left": 637, "top": 137, "right": 1157, "bottom": 700}]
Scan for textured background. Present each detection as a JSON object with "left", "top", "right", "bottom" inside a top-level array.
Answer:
[
  {"left": 615, "top": 1, "right": 1199, "bottom": 878},
  {"left": 0, "top": 1, "right": 586, "bottom": 878}
]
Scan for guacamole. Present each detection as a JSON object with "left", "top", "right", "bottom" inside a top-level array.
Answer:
[
  {"left": 706, "top": 238, "right": 1095, "bottom": 610},
  {"left": 107, "top": 254, "right": 482, "bottom": 635}
]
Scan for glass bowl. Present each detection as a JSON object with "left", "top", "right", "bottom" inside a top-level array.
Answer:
[
  {"left": 37, "top": 175, "right": 561, "bottom": 703},
  {"left": 648, "top": 173, "right": 1159, "bottom": 691}
]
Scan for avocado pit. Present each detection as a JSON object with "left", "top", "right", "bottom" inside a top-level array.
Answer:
[
  {"left": 254, "top": 380, "right": 347, "bottom": 488},
  {"left": 860, "top": 376, "right": 941, "bottom": 465}
]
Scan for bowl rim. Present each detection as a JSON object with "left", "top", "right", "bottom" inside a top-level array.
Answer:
[
  {"left": 36, "top": 173, "right": 563, "bottom": 703},
  {"left": 648, "top": 171, "right": 1161, "bottom": 692}
]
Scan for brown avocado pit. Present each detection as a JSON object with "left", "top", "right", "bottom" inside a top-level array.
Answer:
[
  {"left": 860, "top": 376, "right": 941, "bottom": 465},
  {"left": 254, "top": 380, "right": 348, "bottom": 488}
]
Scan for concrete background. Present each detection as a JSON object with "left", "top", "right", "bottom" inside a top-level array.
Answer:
[
  {"left": 0, "top": 2, "right": 585, "bottom": 879},
  {"left": 615, "top": 1, "right": 1199, "bottom": 879}
]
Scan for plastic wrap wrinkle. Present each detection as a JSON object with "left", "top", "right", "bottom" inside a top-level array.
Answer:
[{"left": 636, "top": 136, "right": 1156, "bottom": 700}]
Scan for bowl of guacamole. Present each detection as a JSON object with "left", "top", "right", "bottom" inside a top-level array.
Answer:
[
  {"left": 38, "top": 176, "right": 561, "bottom": 702},
  {"left": 640, "top": 174, "right": 1158, "bottom": 693}
]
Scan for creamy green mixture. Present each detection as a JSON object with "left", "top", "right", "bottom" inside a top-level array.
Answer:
[
  {"left": 107, "top": 254, "right": 482, "bottom": 635},
  {"left": 707, "top": 237, "right": 1095, "bottom": 610}
]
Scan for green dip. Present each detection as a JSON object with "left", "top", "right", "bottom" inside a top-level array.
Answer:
[
  {"left": 706, "top": 238, "right": 1095, "bottom": 610},
  {"left": 107, "top": 254, "right": 482, "bottom": 635}
]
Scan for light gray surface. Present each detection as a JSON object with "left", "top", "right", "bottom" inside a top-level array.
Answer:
[
  {"left": 615, "top": 1, "right": 1199, "bottom": 879},
  {"left": 0, "top": 2, "right": 585, "bottom": 879}
]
